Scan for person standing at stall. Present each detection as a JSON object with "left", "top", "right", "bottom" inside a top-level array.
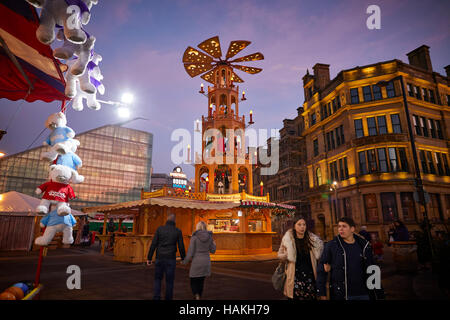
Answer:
[
  {"left": 277, "top": 216, "right": 324, "bottom": 300},
  {"left": 182, "top": 221, "right": 216, "bottom": 300},
  {"left": 147, "top": 213, "right": 186, "bottom": 300}
]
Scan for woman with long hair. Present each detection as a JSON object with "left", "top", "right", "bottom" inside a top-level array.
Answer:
[
  {"left": 277, "top": 216, "right": 323, "bottom": 300},
  {"left": 182, "top": 221, "right": 216, "bottom": 300}
]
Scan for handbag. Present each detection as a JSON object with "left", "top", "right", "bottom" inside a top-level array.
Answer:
[{"left": 272, "top": 261, "right": 287, "bottom": 291}]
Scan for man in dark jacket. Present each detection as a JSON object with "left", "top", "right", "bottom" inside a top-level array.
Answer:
[
  {"left": 317, "top": 217, "right": 375, "bottom": 300},
  {"left": 147, "top": 213, "right": 186, "bottom": 300}
]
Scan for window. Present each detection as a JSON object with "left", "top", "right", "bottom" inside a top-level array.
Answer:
[
  {"left": 336, "top": 96, "right": 341, "bottom": 109},
  {"left": 311, "top": 112, "right": 316, "bottom": 126},
  {"left": 429, "top": 119, "right": 437, "bottom": 138},
  {"left": 447, "top": 95, "right": 450, "bottom": 106},
  {"left": 413, "top": 115, "right": 421, "bottom": 135},
  {"left": 355, "top": 119, "right": 364, "bottom": 138},
  {"left": 350, "top": 88, "right": 359, "bottom": 104},
  {"left": 391, "top": 114, "right": 402, "bottom": 133},
  {"left": 367, "top": 117, "right": 377, "bottom": 136},
  {"left": 339, "top": 125, "right": 345, "bottom": 144},
  {"left": 414, "top": 86, "right": 421, "bottom": 99},
  {"left": 372, "top": 85, "right": 382, "bottom": 100},
  {"left": 422, "top": 88, "right": 429, "bottom": 102},
  {"left": 377, "top": 148, "right": 388, "bottom": 172},
  {"left": 386, "top": 81, "right": 396, "bottom": 98},
  {"left": 330, "top": 162, "right": 335, "bottom": 182},
  {"left": 332, "top": 99, "right": 337, "bottom": 113},
  {"left": 343, "top": 197, "right": 352, "bottom": 219},
  {"left": 335, "top": 127, "right": 340, "bottom": 146},
  {"left": 326, "top": 132, "right": 331, "bottom": 151},
  {"left": 344, "top": 157, "right": 349, "bottom": 179},
  {"left": 420, "top": 117, "right": 428, "bottom": 137},
  {"left": 313, "top": 139, "right": 318, "bottom": 157},
  {"left": 427, "top": 151, "right": 436, "bottom": 174},
  {"left": 436, "top": 120, "right": 443, "bottom": 139},
  {"left": 308, "top": 87, "right": 313, "bottom": 99},
  {"left": 364, "top": 194, "right": 379, "bottom": 222},
  {"left": 377, "top": 116, "right": 387, "bottom": 134},
  {"left": 429, "top": 89, "right": 435, "bottom": 103},
  {"left": 435, "top": 153, "right": 444, "bottom": 176},
  {"left": 339, "top": 158, "right": 344, "bottom": 181},
  {"left": 367, "top": 149, "right": 377, "bottom": 173},
  {"left": 363, "top": 86, "right": 372, "bottom": 102},
  {"left": 330, "top": 131, "right": 335, "bottom": 149},
  {"left": 398, "top": 148, "right": 409, "bottom": 172},
  {"left": 327, "top": 103, "right": 332, "bottom": 117},
  {"left": 400, "top": 192, "right": 416, "bottom": 222},
  {"left": 359, "top": 151, "right": 367, "bottom": 175},
  {"left": 443, "top": 154, "right": 450, "bottom": 176},
  {"left": 430, "top": 194, "right": 444, "bottom": 221},
  {"left": 380, "top": 192, "right": 398, "bottom": 222},
  {"left": 388, "top": 148, "right": 398, "bottom": 172},
  {"left": 407, "top": 83, "right": 414, "bottom": 97},
  {"left": 419, "top": 150, "right": 428, "bottom": 174}
]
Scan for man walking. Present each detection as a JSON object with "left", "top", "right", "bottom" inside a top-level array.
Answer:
[
  {"left": 317, "top": 217, "right": 375, "bottom": 300},
  {"left": 147, "top": 213, "right": 186, "bottom": 300}
]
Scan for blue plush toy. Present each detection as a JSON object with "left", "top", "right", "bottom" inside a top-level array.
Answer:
[{"left": 34, "top": 209, "right": 77, "bottom": 246}]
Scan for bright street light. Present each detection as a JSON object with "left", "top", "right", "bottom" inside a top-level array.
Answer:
[
  {"left": 0, "top": 151, "right": 6, "bottom": 157},
  {"left": 117, "top": 107, "right": 130, "bottom": 119},
  {"left": 121, "top": 93, "right": 134, "bottom": 104}
]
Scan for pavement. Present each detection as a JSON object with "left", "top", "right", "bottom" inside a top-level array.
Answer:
[{"left": 0, "top": 242, "right": 446, "bottom": 300}]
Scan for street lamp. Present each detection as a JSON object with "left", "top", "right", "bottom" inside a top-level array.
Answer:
[
  {"left": 377, "top": 76, "right": 434, "bottom": 258},
  {"left": 330, "top": 180, "right": 339, "bottom": 225},
  {"left": 0, "top": 151, "right": 5, "bottom": 158}
]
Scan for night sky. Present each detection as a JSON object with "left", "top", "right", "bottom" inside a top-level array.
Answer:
[{"left": 0, "top": 0, "right": 449, "bottom": 179}]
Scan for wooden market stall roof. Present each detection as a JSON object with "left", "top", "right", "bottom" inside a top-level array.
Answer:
[{"left": 82, "top": 197, "right": 241, "bottom": 214}]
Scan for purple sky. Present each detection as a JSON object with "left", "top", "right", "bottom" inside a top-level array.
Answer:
[{"left": 1, "top": 0, "right": 449, "bottom": 180}]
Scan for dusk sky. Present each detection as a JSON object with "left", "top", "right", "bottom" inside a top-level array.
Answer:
[{"left": 0, "top": 0, "right": 449, "bottom": 180}]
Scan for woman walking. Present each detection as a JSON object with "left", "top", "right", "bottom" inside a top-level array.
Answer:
[
  {"left": 277, "top": 216, "right": 323, "bottom": 300},
  {"left": 182, "top": 221, "right": 216, "bottom": 300}
]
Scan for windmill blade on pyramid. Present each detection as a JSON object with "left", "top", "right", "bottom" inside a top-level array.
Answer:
[
  {"left": 182, "top": 47, "right": 214, "bottom": 64},
  {"left": 230, "top": 71, "right": 244, "bottom": 83},
  {"left": 230, "top": 52, "right": 264, "bottom": 63},
  {"left": 225, "top": 40, "right": 251, "bottom": 60},
  {"left": 232, "top": 65, "right": 263, "bottom": 75},
  {"left": 200, "top": 69, "right": 215, "bottom": 84},
  {"left": 197, "top": 36, "right": 222, "bottom": 59},
  {"left": 184, "top": 63, "right": 214, "bottom": 78}
]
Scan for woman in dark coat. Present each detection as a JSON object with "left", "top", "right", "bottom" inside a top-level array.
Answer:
[{"left": 182, "top": 221, "right": 216, "bottom": 299}]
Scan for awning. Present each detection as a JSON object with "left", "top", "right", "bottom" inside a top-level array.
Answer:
[
  {"left": 83, "top": 197, "right": 241, "bottom": 214},
  {"left": 240, "top": 200, "right": 296, "bottom": 211},
  {"left": 0, "top": 1, "right": 67, "bottom": 103}
]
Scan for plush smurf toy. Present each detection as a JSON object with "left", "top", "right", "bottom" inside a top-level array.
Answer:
[
  {"left": 34, "top": 209, "right": 77, "bottom": 246},
  {"left": 36, "top": 164, "right": 76, "bottom": 216},
  {"left": 71, "top": 54, "right": 105, "bottom": 111},
  {"left": 41, "top": 112, "right": 76, "bottom": 162},
  {"left": 25, "top": 0, "right": 97, "bottom": 45},
  {"left": 54, "top": 139, "right": 85, "bottom": 184}
]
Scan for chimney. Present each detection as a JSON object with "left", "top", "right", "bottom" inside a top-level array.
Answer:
[
  {"left": 406, "top": 45, "right": 433, "bottom": 72},
  {"left": 445, "top": 65, "right": 450, "bottom": 78},
  {"left": 312, "top": 63, "right": 330, "bottom": 91}
]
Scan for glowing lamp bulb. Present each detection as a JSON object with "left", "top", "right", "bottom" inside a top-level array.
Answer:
[
  {"left": 117, "top": 107, "right": 130, "bottom": 118},
  {"left": 121, "top": 93, "right": 134, "bottom": 104}
]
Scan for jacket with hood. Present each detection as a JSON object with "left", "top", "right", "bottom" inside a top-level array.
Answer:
[
  {"left": 316, "top": 234, "right": 374, "bottom": 300},
  {"left": 147, "top": 220, "right": 186, "bottom": 261},
  {"left": 183, "top": 230, "right": 216, "bottom": 278},
  {"left": 277, "top": 229, "right": 324, "bottom": 299}
]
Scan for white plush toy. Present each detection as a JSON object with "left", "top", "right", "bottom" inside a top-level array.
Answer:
[
  {"left": 25, "top": 0, "right": 97, "bottom": 45},
  {"left": 41, "top": 112, "right": 76, "bottom": 161},
  {"left": 54, "top": 139, "right": 85, "bottom": 184},
  {"left": 71, "top": 53, "right": 105, "bottom": 111},
  {"left": 54, "top": 29, "right": 96, "bottom": 80},
  {"left": 34, "top": 210, "right": 77, "bottom": 246},
  {"left": 34, "top": 209, "right": 77, "bottom": 246},
  {"left": 35, "top": 164, "right": 76, "bottom": 216}
]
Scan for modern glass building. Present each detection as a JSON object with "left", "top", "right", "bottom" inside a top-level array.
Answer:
[{"left": 0, "top": 124, "right": 153, "bottom": 209}]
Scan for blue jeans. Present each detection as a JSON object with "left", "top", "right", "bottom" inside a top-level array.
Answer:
[
  {"left": 348, "top": 295, "right": 370, "bottom": 300},
  {"left": 153, "top": 259, "right": 176, "bottom": 300}
]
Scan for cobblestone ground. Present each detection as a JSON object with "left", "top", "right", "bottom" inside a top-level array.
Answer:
[{"left": 0, "top": 244, "right": 445, "bottom": 300}]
